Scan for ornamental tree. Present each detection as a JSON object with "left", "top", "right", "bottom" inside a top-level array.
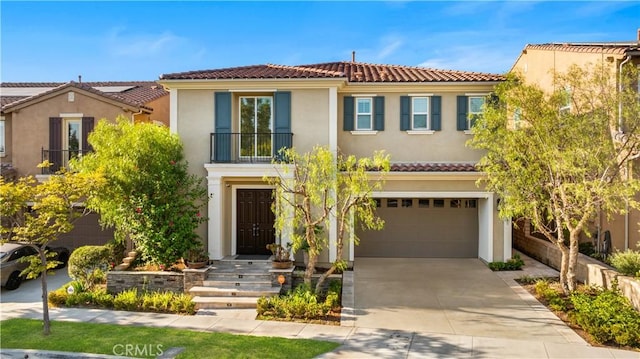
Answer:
[
  {"left": 0, "top": 166, "right": 106, "bottom": 335},
  {"left": 469, "top": 63, "right": 640, "bottom": 294},
  {"left": 267, "top": 146, "right": 390, "bottom": 293},
  {"left": 73, "top": 117, "right": 208, "bottom": 267}
]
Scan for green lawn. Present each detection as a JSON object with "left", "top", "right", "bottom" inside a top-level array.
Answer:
[{"left": 1, "top": 318, "right": 340, "bottom": 359}]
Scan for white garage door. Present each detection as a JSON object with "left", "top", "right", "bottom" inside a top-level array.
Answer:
[{"left": 355, "top": 198, "right": 479, "bottom": 258}]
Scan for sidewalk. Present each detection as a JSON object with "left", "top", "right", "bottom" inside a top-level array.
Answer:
[{"left": 2, "top": 252, "right": 639, "bottom": 358}]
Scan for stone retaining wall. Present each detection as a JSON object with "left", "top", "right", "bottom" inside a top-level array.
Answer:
[
  {"left": 107, "top": 271, "right": 184, "bottom": 294},
  {"left": 513, "top": 223, "right": 640, "bottom": 311}
]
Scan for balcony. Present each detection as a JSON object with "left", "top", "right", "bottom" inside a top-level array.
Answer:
[
  {"left": 41, "top": 148, "right": 89, "bottom": 174},
  {"left": 210, "top": 132, "right": 293, "bottom": 163}
]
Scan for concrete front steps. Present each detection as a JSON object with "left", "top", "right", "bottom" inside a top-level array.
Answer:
[{"left": 190, "top": 259, "right": 281, "bottom": 310}]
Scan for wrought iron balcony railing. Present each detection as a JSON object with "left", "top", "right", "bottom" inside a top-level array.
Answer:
[
  {"left": 41, "top": 148, "right": 89, "bottom": 174},
  {"left": 210, "top": 132, "right": 293, "bottom": 163}
]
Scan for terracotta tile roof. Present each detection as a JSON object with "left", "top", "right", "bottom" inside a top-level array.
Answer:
[
  {"left": 525, "top": 43, "right": 639, "bottom": 55},
  {"left": 1, "top": 96, "right": 24, "bottom": 107},
  {"left": 389, "top": 162, "right": 478, "bottom": 172},
  {"left": 160, "top": 61, "right": 504, "bottom": 83},
  {"left": 160, "top": 64, "right": 345, "bottom": 80},
  {"left": 300, "top": 62, "right": 504, "bottom": 82},
  {"left": 1, "top": 81, "right": 167, "bottom": 112}
]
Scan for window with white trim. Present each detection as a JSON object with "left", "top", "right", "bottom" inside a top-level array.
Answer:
[
  {"left": 356, "top": 98, "right": 372, "bottom": 130},
  {"left": 468, "top": 96, "right": 485, "bottom": 129},
  {"left": 559, "top": 86, "right": 571, "bottom": 113},
  {"left": 0, "top": 117, "right": 4, "bottom": 156},
  {"left": 412, "top": 97, "right": 429, "bottom": 130}
]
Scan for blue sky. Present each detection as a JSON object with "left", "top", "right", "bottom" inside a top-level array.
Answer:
[{"left": 1, "top": 1, "right": 639, "bottom": 82}]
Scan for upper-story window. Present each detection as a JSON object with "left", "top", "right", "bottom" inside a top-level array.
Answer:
[
  {"left": 468, "top": 96, "right": 485, "bottom": 129},
  {"left": 412, "top": 97, "right": 429, "bottom": 130},
  {"left": 239, "top": 96, "right": 273, "bottom": 158},
  {"left": 356, "top": 97, "right": 373, "bottom": 130},
  {"left": 400, "top": 95, "right": 441, "bottom": 132},
  {"left": 559, "top": 86, "right": 571, "bottom": 114},
  {"left": 457, "top": 94, "right": 486, "bottom": 133},
  {"left": 343, "top": 95, "right": 385, "bottom": 133},
  {"left": 0, "top": 117, "right": 5, "bottom": 156}
]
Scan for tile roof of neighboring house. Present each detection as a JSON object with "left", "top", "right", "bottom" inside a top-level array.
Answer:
[
  {"left": 160, "top": 61, "right": 504, "bottom": 83},
  {"left": 389, "top": 163, "right": 478, "bottom": 172},
  {"left": 0, "top": 81, "right": 167, "bottom": 112},
  {"left": 525, "top": 42, "right": 640, "bottom": 55}
]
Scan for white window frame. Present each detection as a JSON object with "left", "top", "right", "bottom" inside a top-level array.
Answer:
[
  {"left": 559, "top": 85, "right": 571, "bottom": 113},
  {"left": 468, "top": 96, "right": 485, "bottom": 130},
  {"left": 355, "top": 97, "right": 373, "bottom": 131},
  {"left": 63, "top": 118, "right": 82, "bottom": 167},
  {"left": 0, "top": 117, "right": 5, "bottom": 157},
  {"left": 411, "top": 97, "right": 430, "bottom": 130},
  {"left": 238, "top": 96, "right": 273, "bottom": 159}
]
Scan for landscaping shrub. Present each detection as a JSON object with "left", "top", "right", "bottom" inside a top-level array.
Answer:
[
  {"left": 578, "top": 242, "right": 595, "bottom": 256},
  {"left": 534, "top": 279, "right": 568, "bottom": 311},
  {"left": 257, "top": 283, "right": 339, "bottom": 321},
  {"left": 488, "top": 254, "right": 524, "bottom": 271},
  {"left": 68, "top": 245, "right": 111, "bottom": 290},
  {"left": 113, "top": 288, "right": 139, "bottom": 311},
  {"left": 609, "top": 250, "right": 640, "bottom": 277},
  {"left": 570, "top": 286, "right": 640, "bottom": 347},
  {"left": 49, "top": 283, "right": 193, "bottom": 314},
  {"left": 48, "top": 286, "right": 70, "bottom": 306}
]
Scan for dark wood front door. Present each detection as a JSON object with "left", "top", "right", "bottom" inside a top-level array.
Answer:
[{"left": 236, "top": 189, "right": 275, "bottom": 255}]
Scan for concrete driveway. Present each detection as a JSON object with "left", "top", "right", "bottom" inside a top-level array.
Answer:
[
  {"left": 353, "top": 257, "right": 581, "bottom": 344},
  {"left": 1, "top": 269, "right": 71, "bottom": 319}
]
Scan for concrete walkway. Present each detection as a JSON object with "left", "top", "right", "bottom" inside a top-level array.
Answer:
[{"left": 1, "top": 252, "right": 639, "bottom": 358}]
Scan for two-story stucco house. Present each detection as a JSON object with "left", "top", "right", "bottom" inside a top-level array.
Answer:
[
  {"left": 0, "top": 80, "right": 169, "bottom": 249},
  {"left": 159, "top": 61, "right": 510, "bottom": 265},
  {"left": 511, "top": 34, "right": 640, "bottom": 253}
]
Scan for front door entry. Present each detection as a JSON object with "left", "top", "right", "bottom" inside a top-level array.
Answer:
[{"left": 236, "top": 189, "right": 275, "bottom": 255}]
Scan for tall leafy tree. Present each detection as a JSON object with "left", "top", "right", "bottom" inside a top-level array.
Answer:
[
  {"left": 469, "top": 63, "right": 640, "bottom": 293},
  {"left": 73, "top": 117, "right": 208, "bottom": 267},
  {"left": 0, "top": 167, "right": 106, "bottom": 335},
  {"left": 267, "top": 146, "right": 390, "bottom": 293}
]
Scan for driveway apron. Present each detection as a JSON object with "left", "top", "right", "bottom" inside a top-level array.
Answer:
[{"left": 353, "top": 258, "right": 576, "bottom": 344}]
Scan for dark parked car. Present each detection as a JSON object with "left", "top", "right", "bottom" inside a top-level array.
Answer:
[{"left": 0, "top": 242, "right": 70, "bottom": 290}]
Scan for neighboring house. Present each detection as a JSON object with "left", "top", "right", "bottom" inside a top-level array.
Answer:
[
  {"left": 0, "top": 80, "right": 169, "bottom": 249},
  {"left": 159, "top": 61, "right": 511, "bottom": 265},
  {"left": 511, "top": 32, "right": 640, "bottom": 252},
  {"left": 1, "top": 81, "right": 169, "bottom": 178}
]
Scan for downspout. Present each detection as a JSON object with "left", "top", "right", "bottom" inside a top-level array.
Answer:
[
  {"left": 618, "top": 54, "right": 631, "bottom": 249},
  {"left": 618, "top": 55, "right": 631, "bottom": 133},
  {"left": 131, "top": 108, "right": 145, "bottom": 123}
]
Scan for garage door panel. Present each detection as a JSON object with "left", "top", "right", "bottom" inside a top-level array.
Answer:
[{"left": 355, "top": 199, "right": 478, "bottom": 258}]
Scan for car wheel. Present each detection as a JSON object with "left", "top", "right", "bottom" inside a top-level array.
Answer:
[
  {"left": 56, "top": 253, "right": 69, "bottom": 269},
  {"left": 4, "top": 271, "right": 22, "bottom": 290}
]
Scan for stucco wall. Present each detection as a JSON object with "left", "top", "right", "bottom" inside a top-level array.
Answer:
[
  {"left": 337, "top": 91, "right": 489, "bottom": 162},
  {"left": 512, "top": 48, "right": 622, "bottom": 90}
]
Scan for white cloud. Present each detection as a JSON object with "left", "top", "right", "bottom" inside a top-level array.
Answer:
[
  {"left": 418, "top": 44, "right": 517, "bottom": 74},
  {"left": 105, "top": 27, "right": 183, "bottom": 58},
  {"left": 352, "top": 34, "right": 404, "bottom": 63}
]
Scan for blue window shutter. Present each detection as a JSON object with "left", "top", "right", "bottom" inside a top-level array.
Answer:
[
  {"left": 214, "top": 92, "right": 232, "bottom": 162},
  {"left": 274, "top": 91, "right": 291, "bottom": 156},
  {"left": 457, "top": 96, "right": 469, "bottom": 131},
  {"left": 374, "top": 96, "right": 385, "bottom": 131},
  {"left": 400, "top": 96, "right": 410, "bottom": 131},
  {"left": 343, "top": 96, "right": 354, "bottom": 131},
  {"left": 431, "top": 96, "right": 441, "bottom": 131}
]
